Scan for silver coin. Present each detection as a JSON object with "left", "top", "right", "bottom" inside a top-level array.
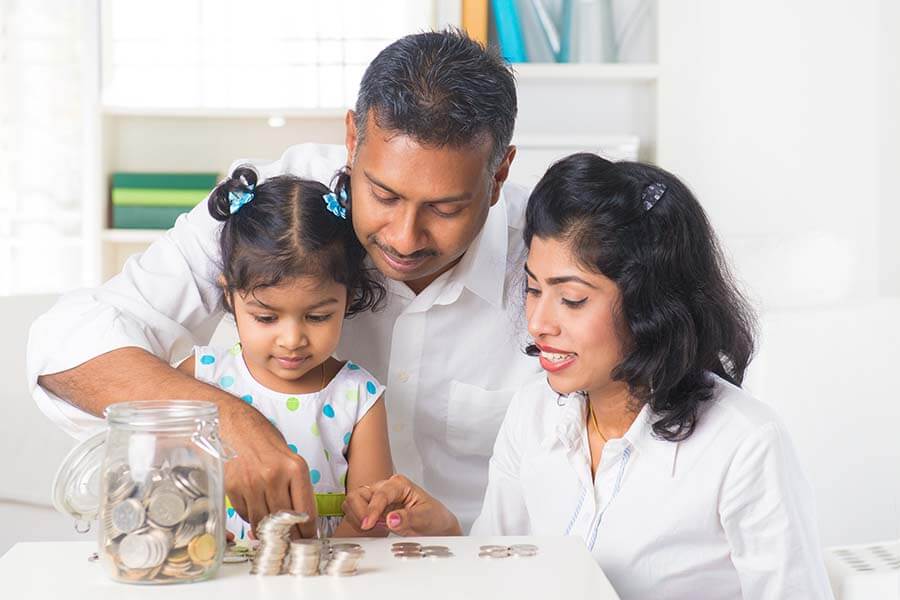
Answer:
[
  {"left": 331, "top": 542, "right": 363, "bottom": 552},
  {"left": 509, "top": 544, "right": 539, "bottom": 553},
  {"left": 118, "top": 534, "right": 152, "bottom": 569},
  {"left": 147, "top": 491, "right": 186, "bottom": 527},
  {"left": 420, "top": 545, "right": 450, "bottom": 552},
  {"left": 511, "top": 548, "right": 538, "bottom": 557},
  {"left": 111, "top": 498, "right": 145, "bottom": 534},
  {"left": 478, "top": 549, "right": 509, "bottom": 559},
  {"left": 425, "top": 552, "right": 454, "bottom": 559},
  {"left": 479, "top": 544, "right": 508, "bottom": 552}
]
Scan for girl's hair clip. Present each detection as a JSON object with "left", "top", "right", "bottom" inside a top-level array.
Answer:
[
  {"left": 641, "top": 182, "right": 667, "bottom": 211},
  {"left": 228, "top": 183, "right": 255, "bottom": 215},
  {"left": 323, "top": 188, "right": 348, "bottom": 219}
]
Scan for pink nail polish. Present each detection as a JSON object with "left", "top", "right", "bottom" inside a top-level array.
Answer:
[
  {"left": 362, "top": 517, "right": 371, "bottom": 529},
  {"left": 388, "top": 514, "right": 401, "bottom": 527}
]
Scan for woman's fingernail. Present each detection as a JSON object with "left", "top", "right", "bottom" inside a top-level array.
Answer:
[
  {"left": 387, "top": 513, "right": 401, "bottom": 528},
  {"left": 361, "top": 517, "right": 371, "bottom": 529}
]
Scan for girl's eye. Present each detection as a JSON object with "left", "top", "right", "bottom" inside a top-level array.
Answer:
[
  {"left": 525, "top": 286, "right": 541, "bottom": 297},
  {"left": 254, "top": 315, "right": 276, "bottom": 324},
  {"left": 307, "top": 313, "right": 334, "bottom": 323},
  {"left": 562, "top": 298, "right": 588, "bottom": 308}
]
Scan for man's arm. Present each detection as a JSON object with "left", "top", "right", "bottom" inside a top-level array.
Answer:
[{"left": 40, "top": 347, "right": 319, "bottom": 537}]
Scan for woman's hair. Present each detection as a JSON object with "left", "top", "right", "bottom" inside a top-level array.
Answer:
[
  {"left": 208, "top": 166, "right": 383, "bottom": 317},
  {"left": 524, "top": 153, "right": 757, "bottom": 442}
]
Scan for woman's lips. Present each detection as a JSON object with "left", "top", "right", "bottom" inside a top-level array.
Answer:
[{"left": 535, "top": 344, "right": 577, "bottom": 373}]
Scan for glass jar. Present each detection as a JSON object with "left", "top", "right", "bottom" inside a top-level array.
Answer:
[{"left": 53, "top": 400, "right": 231, "bottom": 585}]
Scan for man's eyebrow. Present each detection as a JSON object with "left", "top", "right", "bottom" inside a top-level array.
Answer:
[
  {"left": 524, "top": 263, "right": 597, "bottom": 289},
  {"left": 363, "top": 170, "right": 471, "bottom": 204}
]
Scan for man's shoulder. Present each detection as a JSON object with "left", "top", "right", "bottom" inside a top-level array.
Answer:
[
  {"left": 502, "top": 181, "right": 530, "bottom": 232},
  {"left": 231, "top": 143, "right": 347, "bottom": 184}
]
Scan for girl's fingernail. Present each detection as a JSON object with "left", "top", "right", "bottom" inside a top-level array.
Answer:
[
  {"left": 361, "top": 517, "right": 371, "bottom": 529},
  {"left": 387, "top": 513, "right": 401, "bottom": 527}
]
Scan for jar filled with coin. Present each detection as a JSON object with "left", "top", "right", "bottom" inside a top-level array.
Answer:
[{"left": 52, "top": 400, "right": 231, "bottom": 585}]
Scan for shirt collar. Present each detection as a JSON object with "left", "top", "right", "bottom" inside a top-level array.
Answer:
[
  {"left": 435, "top": 191, "right": 510, "bottom": 309},
  {"left": 544, "top": 388, "right": 680, "bottom": 477}
]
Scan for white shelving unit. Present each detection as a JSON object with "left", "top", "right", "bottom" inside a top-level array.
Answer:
[{"left": 97, "top": 6, "right": 660, "bottom": 281}]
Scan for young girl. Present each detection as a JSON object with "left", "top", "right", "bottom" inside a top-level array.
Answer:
[
  {"left": 177, "top": 165, "right": 392, "bottom": 539},
  {"left": 346, "top": 154, "right": 834, "bottom": 599}
]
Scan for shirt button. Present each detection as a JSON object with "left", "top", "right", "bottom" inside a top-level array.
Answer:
[{"left": 397, "top": 371, "right": 410, "bottom": 383}]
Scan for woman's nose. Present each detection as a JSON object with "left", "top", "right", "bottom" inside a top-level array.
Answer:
[{"left": 527, "top": 297, "right": 560, "bottom": 339}]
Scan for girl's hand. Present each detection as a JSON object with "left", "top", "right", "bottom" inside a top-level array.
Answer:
[{"left": 342, "top": 474, "right": 462, "bottom": 537}]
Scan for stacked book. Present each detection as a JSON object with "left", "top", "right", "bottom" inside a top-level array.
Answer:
[{"left": 111, "top": 172, "right": 219, "bottom": 229}]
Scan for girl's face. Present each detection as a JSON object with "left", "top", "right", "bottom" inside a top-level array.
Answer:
[
  {"left": 525, "top": 236, "right": 629, "bottom": 398},
  {"left": 229, "top": 276, "right": 348, "bottom": 394}
]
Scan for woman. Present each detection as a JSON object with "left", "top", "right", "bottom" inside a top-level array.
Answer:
[{"left": 343, "top": 154, "right": 834, "bottom": 599}]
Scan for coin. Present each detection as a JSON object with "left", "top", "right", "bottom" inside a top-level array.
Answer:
[
  {"left": 478, "top": 549, "right": 510, "bottom": 559},
  {"left": 111, "top": 498, "right": 145, "bottom": 534},
  {"left": 420, "top": 545, "right": 450, "bottom": 553},
  {"left": 187, "top": 533, "right": 217, "bottom": 564},
  {"left": 479, "top": 544, "right": 508, "bottom": 552},
  {"left": 148, "top": 491, "right": 187, "bottom": 528}
]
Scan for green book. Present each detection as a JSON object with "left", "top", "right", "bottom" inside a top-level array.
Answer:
[
  {"left": 112, "top": 172, "right": 219, "bottom": 190},
  {"left": 112, "top": 205, "right": 194, "bottom": 229},
  {"left": 112, "top": 188, "right": 210, "bottom": 207}
]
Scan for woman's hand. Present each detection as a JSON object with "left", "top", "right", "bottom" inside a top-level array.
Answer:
[{"left": 342, "top": 475, "right": 462, "bottom": 537}]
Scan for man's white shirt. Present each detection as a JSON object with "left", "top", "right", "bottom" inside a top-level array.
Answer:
[{"left": 26, "top": 143, "right": 543, "bottom": 531}]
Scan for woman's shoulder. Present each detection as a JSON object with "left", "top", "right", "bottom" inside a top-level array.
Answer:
[{"left": 689, "top": 373, "right": 790, "bottom": 452}]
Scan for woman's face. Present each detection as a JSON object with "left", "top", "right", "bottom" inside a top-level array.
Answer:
[{"left": 525, "top": 236, "right": 629, "bottom": 397}]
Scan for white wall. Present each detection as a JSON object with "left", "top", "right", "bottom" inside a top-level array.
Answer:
[{"left": 658, "top": 0, "right": 899, "bottom": 546}]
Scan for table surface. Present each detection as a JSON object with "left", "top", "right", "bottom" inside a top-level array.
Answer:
[{"left": 1, "top": 536, "right": 620, "bottom": 599}]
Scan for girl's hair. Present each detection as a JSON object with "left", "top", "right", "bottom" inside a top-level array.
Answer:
[
  {"left": 208, "top": 166, "right": 383, "bottom": 317},
  {"left": 524, "top": 153, "right": 757, "bottom": 442}
]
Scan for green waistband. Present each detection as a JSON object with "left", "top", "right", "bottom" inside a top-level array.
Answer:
[{"left": 315, "top": 493, "right": 346, "bottom": 517}]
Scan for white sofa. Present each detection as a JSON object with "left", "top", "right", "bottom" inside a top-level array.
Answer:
[{"left": 0, "top": 295, "right": 86, "bottom": 556}]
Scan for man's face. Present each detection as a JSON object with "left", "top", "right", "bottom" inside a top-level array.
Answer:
[{"left": 345, "top": 110, "right": 514, "bottom": 293}]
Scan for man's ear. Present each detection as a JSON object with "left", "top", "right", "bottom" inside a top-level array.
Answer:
[
  {"left": 489, "top": 145, "right": 517, "bottom": 207},
  {"left": 345, "top": 109, "right": 358, "bottom": 164}
]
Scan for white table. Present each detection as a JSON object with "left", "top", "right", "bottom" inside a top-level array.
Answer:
[{"left": 1, "top": 536, "right": 620, "bottom": 599}]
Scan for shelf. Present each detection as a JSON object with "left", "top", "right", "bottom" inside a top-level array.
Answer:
[
  {"left": 101, "top": 229, "right": 164, "bottom": 244},
  {"left": 101, "top": 105, "right": 349, "bottom": 119},
  {"left": 513, "top": 63, "right": 658, "bottom": 82}
]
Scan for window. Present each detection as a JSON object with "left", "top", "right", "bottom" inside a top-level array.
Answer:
[
  {"left": 0, "top": 0, "right": 98, "bottom": 295},
  {"left": 102, "top": 0, "right": 437, "bottom": 110}
]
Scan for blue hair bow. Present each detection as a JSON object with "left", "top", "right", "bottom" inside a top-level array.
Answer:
[
  {"left": 323, "top": 188, "right": 348, "bottom": 219},
  {"left": 228, "top": 184, "right": 255, "bottom": 215}
]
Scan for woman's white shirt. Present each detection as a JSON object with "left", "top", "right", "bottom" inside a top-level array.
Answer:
[{"left": 471, "top": 375, "right": 834, "bottom": 600}]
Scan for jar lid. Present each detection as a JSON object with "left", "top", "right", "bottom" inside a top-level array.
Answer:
[{"left": 51, "top": 430, "right": 108, "bottom": 522}]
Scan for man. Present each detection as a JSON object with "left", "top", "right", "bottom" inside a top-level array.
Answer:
[{"left": 28, "top": 30, "right": 541, "bottom": 535}]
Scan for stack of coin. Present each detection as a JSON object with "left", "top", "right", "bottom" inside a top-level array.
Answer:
[
  {"left": 477, "top": 544, "right": 539, "bottom": 559},
  {"left": 391, "top": 542, "right": 455, "bottom": 560},
  {"left": 285, "top": 540, "right": 323, "bottom": 576},
  {"left": 323, "top": 546, "right": 364, "bottom": 576},
  {"left": 100, "top": 463, "right": 221, "bottom": 583},
  {"left": 249, "top": 511, "right": 311, "bottom": 575}
]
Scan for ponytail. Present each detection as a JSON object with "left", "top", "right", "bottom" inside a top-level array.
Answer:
[{"left": 208, "top": 165, "right": 259, "bottom": 221}]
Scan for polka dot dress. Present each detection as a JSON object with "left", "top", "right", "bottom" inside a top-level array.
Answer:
[{"left": 192, "top": 343, "right": 385, "bottom": 540}]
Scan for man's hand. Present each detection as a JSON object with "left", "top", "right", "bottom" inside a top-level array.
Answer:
[
  {"left": 342, "top": 474, "right": 462, "bottom": 537},
  {"left": 218, "top": 399, "right": 318, "bottom": 538}
]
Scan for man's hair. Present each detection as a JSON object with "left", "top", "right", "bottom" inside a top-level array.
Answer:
[{"left": 354, "top": 28, "right": 517, "bottom": 170}]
